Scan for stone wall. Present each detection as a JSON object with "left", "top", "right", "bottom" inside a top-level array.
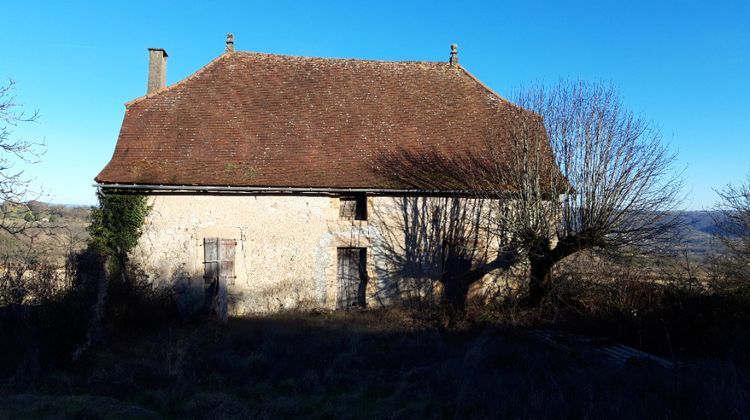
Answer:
[{"left": 132, "top": 194, "right": 508, "bottom": 314}]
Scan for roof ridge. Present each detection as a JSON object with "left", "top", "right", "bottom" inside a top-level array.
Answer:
[
  {"left": 125, "top": 52, "right": 234, "bottom": 107},
  {"left": 235, "top": 50, "right": 445, "bottom": 65}
]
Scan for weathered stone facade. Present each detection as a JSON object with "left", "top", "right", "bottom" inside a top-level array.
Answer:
[
  {"left": 132, "top": 194, "right": 505, "bottom": 314},
  {"left": 96, "top": 44, "right": 559, "bottom": 315}
]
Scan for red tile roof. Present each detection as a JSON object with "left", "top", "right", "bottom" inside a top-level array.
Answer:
[{"left": 96, "top": 51, "right": 553, "bottom": 190}]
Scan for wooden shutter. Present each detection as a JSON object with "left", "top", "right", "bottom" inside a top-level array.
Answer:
[
  {"left": 339, "top": 194, "right": 367, "bottom": 221},
  {"left": 203, "top": 237, "right": 236, "bottom": 322},
  {"left": 339, "top": 196, "right": 356, "bottom": 219},
  {"left": 218, "top": 239, "right": 236, "bottom": 286},
  {"left": 203, "top": 238, "right": 219, "bottom": 286}
]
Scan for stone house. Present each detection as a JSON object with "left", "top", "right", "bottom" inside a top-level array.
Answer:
[{"left": 95, "top": 35, "right": 555, "bottom": 315}]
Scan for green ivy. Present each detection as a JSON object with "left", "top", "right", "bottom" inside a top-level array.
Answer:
[{"left": 88, "top": 191, "right": 150, "bottom": 262}]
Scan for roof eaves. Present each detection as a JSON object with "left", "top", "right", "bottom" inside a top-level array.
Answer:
[{"left": 93, "top": 182, "right": 478, "bottom": 196}]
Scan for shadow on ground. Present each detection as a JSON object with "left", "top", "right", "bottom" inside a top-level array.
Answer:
[{"left": 0, "top": 309, "right": 747, "bottom": 419}]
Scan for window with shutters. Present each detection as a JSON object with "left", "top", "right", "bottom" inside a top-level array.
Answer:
[
  {"left": 337, "top": 247, "right": 368, "bottom": 309},
  {"left": 203, "top": 237, "right": 236, "bottom": 322},
  {"left": 339, "top": 193, "right": 367, "bottom": 220}
]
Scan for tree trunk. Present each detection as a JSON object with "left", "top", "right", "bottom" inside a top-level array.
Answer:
[
  {"left": 442, "top": 275, "right": 472, "bottom": 310},
  {"left": 441, "top": 250, "right": 519, "bottom": 310},
  {"left": 71, "top": 249, "right": 108, "bottom": 362},
  {"left": 116, "top": 248, "right": 129, "bottom": 284},
  {"left": 526, "top": 256, "right": 554, "bottom": 307}
]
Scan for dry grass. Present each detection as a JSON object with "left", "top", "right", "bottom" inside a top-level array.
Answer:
[
  {"left": 0, "top": 204, "right": 90, "bottom": 267},
  {"left": 0, "top": 305, "right": 747, "bottom": 419}
]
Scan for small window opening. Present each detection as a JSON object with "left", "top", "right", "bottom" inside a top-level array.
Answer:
[{"left": 339, "top": 193, "right": 367, "bottom": 220}]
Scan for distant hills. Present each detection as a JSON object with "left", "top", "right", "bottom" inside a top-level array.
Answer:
[{"left": 670, "top": 211, "right": 730, "bottom": 261}]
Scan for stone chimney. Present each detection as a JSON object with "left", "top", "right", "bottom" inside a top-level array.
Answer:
[
  {"left": 147, "top": 48, "right": 168, "bottom": 94},
  {"left": 449, "top": 44, "right": 459, "bottom": 66},
  {"left": 226, "top": 33, "right": 235, "bottom": 52}
]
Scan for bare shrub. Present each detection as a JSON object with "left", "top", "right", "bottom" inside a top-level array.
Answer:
[
  {"left": 0, "top": 242, "right": 68, "bottom": 307},
  {"left": 713, "top": 172, "right": 750, "bottom": 289}
]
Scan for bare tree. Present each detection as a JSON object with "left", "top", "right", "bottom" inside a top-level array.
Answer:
[
  {"left": 479, "top": 80, "right": 683, "bottom": 304},
  {"left": 0, "top": 78, "right": 44, "bottom": 235},
  {"left": 379, "top": 80, "right": 681, "bottom": 307},
  {"left": 713, "top": 172, "right": 750, "bottom": 284}
]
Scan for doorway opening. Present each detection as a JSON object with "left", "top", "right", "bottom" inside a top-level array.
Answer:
[{"left": 337, "top": 247, "right": 368, "bottom": 309}]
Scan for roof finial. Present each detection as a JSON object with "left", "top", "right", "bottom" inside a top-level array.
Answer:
[
  {"left": 226, "top": 33, "right": 235, "bottom": 52},
  {"left": 449, "top": 44, "right": 458, "bottom": 66}
]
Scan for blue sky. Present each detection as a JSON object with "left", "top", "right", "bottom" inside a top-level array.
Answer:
[{"left": 2, "top": 0, "right": 748, "bottom": 209}]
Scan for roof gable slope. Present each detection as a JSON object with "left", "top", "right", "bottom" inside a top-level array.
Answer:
[{"left": 96, "top": 51, "right": 544, "bottom": 190}]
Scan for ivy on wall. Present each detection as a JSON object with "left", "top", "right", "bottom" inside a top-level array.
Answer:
[{"left": 88, "top": 191, "right": 150, "bottom": 270}]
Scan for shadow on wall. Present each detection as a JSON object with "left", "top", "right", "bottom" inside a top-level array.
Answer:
[
  {"left": 166, "top": 267, "right": 325, "bottom": 319},
  {"left": 153, "top": 194, "right": 521, "bottom": 318},
  {"left": 371, "top": 195, "right": 518, "bottom": 309},
  {"left": 368, "top": 144, "right": 532, "bottom": 309}
]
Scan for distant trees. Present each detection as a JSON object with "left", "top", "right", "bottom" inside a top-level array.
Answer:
[
  {"left": 714, "top": 172, "right": 750, "bottom": 284},
  {"left": 0, "top": 79, "right": 44, "bottom": 235}
]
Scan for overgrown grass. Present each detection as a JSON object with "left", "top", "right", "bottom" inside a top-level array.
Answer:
[
  {"left": 536, "top": 256, "right": 750, "bottom": 360},
  {"left": 0, "top": 306, "right": 748, "bottom": 419},
  {"left": 0, "top": 249, "right": 176, "bottom": 387}
]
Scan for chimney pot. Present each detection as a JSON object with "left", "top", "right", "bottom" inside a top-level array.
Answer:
[
  {"left": 147, "top": 48, "right": 168, "bottom": 94},
  {"left": 226, "top": 33, "right": 235, "bottom": 52},
  {"left": 449, "top": 44, "right": 459, "bottom": 66}
]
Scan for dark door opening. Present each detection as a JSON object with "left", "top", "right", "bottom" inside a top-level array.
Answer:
[{"left": 337, "top": 247, "right": 368, "bottom": 309}]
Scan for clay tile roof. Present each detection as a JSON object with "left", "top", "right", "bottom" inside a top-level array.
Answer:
[{"left": 95, "top": 51, "right": 552, "bottom": 190}]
